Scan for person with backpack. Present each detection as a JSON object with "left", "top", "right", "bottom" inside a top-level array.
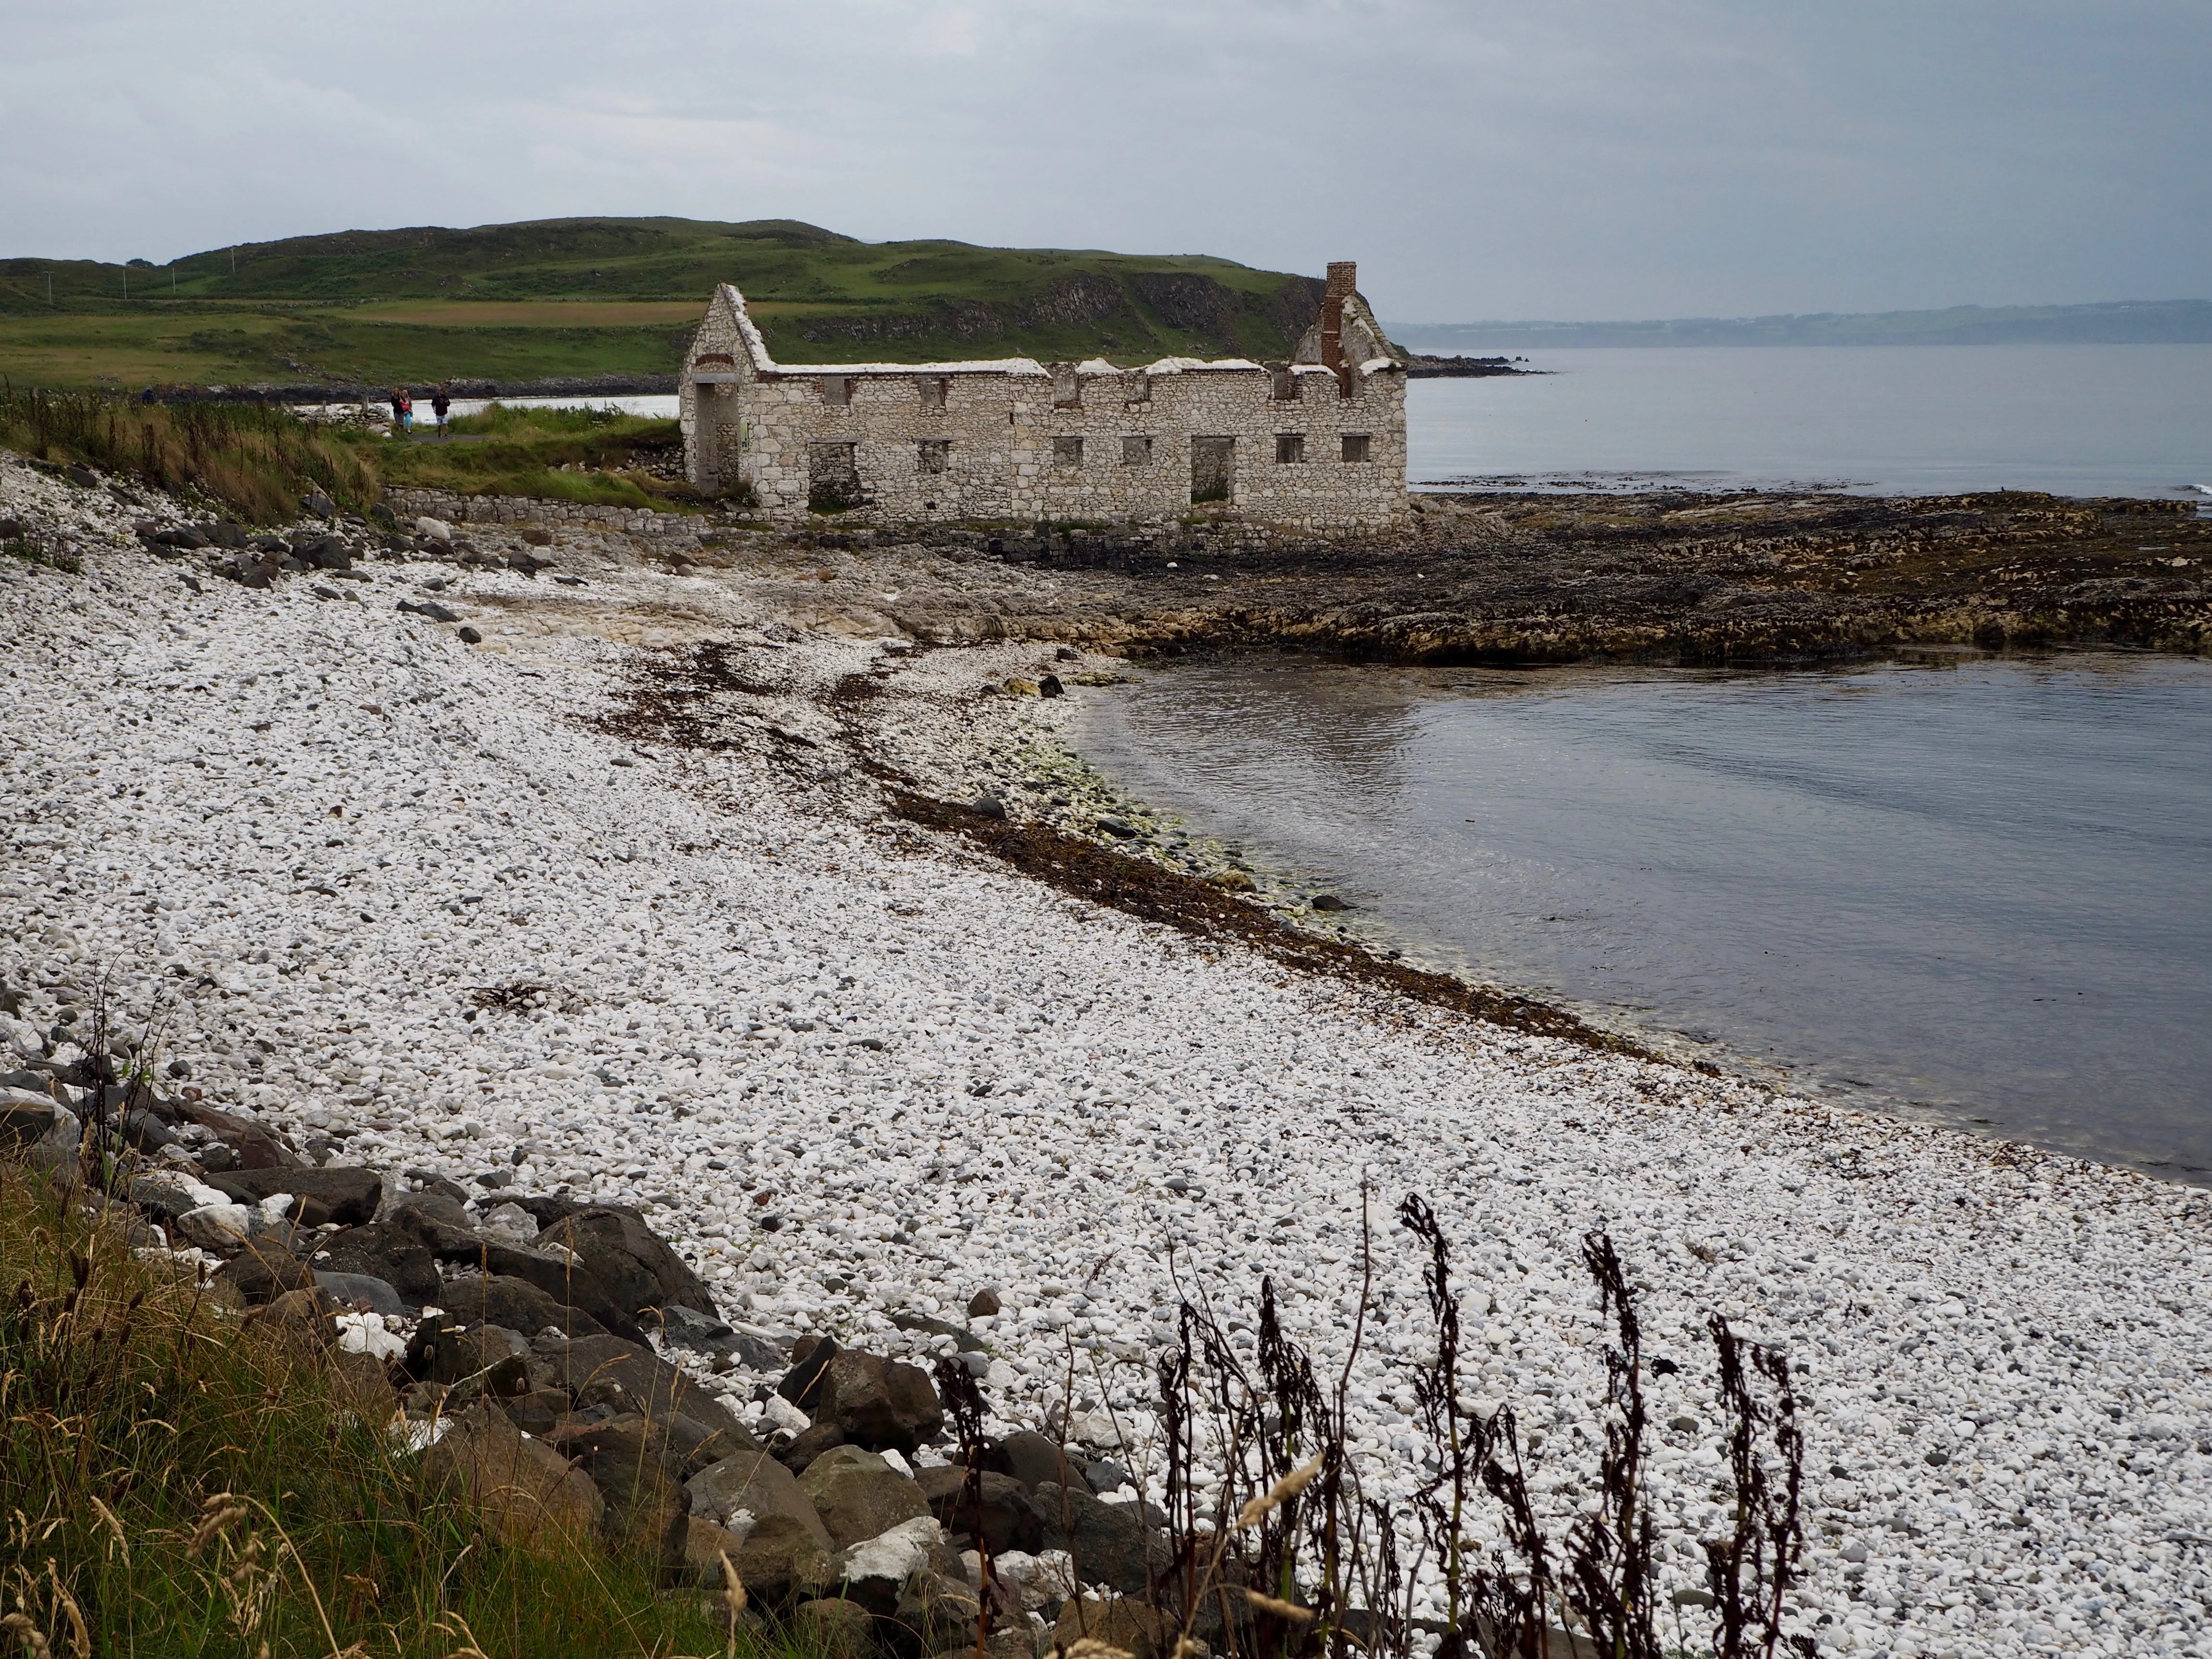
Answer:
[
  {"left": 388, "top": 387, "right": 404, "bottom": 434},
  {"left": 433, "top": 383, "right": 452, "bottom": 439}
]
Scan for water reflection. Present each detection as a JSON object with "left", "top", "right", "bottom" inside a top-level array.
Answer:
[{"left": 1071, "top": 652, "right": 2212, "bottom": 1177}]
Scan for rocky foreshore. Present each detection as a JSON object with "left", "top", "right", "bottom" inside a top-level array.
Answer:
[{"left": 4, "top": 449, "right": 2212, "bottom": 1656}]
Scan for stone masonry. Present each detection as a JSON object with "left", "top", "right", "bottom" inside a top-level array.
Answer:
[{"left": 681, "top": 262, "right": 1407, "bottom": 529}]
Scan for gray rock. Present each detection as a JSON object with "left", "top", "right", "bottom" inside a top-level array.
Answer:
[
  {"left": 1033, "top": 1481, "right": 1168, "bottom": 1596},
  {"left": 687, "top": 1450, "right": 835, "bottom": 1546},
  {"left": 0, "top": 1089, "right": 79, "bottom": 1175},
  {"left": 400, "top": 599, "right": 461, "bottom": 623},
  {"left": 313, "top": 1271, "right": 407, "bottom": 1315},
  {"left": 534, "top": 1204, "right": 719, "bottom": 1322},
  {"left": 799, "top": 1444, "right": 930, "bottom": 1550},
  {"left": 536, "top": 1333, "right": 754, "bottom": 1453}
]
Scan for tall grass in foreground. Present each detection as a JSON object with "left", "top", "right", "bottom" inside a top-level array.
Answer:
[
  {"left": 0, "top": 387, "right": 379, "bottom": 523},
  {"left": 0, "top": 1164, "right": 745, "bottom": 1659}
]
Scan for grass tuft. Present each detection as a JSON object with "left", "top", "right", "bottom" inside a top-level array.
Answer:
[
  {"left": 0, "top": 1160, "right": 781, "bottom": 1659},
  {"left": 0, "top": 387, "right": 377, "bottom": 523}
]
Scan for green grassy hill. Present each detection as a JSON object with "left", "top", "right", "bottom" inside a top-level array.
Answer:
[{"left": 0, "top": 217, "right": 1331, "bottom": 389}]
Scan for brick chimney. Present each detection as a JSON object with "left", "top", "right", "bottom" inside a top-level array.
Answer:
[{"left": 1321, "top": 261, "right": 1357, "bottom": 387}]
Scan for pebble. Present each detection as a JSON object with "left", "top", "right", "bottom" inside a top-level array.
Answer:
[{"left": 2, "top": 450, "right": 2210, "bottom": 1656}]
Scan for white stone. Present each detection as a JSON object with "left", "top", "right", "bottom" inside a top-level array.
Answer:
[{"left": 173, "top": 1203, "right": 253, "bottom": 1250}]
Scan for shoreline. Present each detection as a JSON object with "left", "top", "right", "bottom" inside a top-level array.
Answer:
[{"left": 6, "top": 451, "right": 2212, "bottom": 1653}]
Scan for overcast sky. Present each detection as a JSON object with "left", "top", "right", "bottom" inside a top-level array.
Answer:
[{"left": 4, "top": 0, "right": 2207, "bottom": 321}]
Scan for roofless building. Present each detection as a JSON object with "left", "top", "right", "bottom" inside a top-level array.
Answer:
[{"left": 680, "top": 262, "right": 1407, "bottom": 527}]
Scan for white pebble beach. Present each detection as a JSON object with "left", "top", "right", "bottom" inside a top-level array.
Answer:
[{"left": 3, "top": 453, "right": 2209, "bottom": 1658}]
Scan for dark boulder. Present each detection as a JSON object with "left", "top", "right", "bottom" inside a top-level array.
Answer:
[
  {"left": 1033, "top": 1481, "right": 1169, "bottom": 1596},
  {"left": 916, "top": 1463, "right": 1041, "bottom": 1554},
  {"left": 213, "top": 1234, "right": 314, "bottom": 1305},
  {"left": 549, "top": 1414, "right": 689, "bottom": 1579},
  {"left": 533, "top": 1205, "right": 718, "bottom": 1322},
  {"left": 775, "top": 1421, "right": 848, "bottom": 1476},
  {"left": 206, "top": 1166, "right": 382, "bottom": 1226},
  {"left": 311, "top": 1221, "right": 442, "bottom": 1306},
  {"left": 536, "top": 1333, "right": 755, "bottom": 1459},
  {"left": 173, "top": 1101, "right": 301, "bottom": 1170},
  {"left": 434, "top": 1273, "right": 608, "bottom": 1340},
  {"left": 817, "top": 1350, "right": 943, "bottom": 1455},
  {"left": 995, "top": 1430, "right": 1081, "bottom": 1495}
]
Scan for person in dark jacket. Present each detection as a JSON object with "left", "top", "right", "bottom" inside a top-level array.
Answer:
[{"left": 432, "top": 383, "right": 452, "bottom": 438}]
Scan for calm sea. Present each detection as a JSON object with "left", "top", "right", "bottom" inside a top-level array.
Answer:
[
  {"left": 1070, "top": 653, "right": 2212, "bottom": 1178},
  {"left": 1398, "top": 343, "right": 2212, "bottom": 500}
]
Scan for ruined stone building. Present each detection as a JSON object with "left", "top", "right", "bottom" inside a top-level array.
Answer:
[{"left": 680, "top": 262, "right": 1406, "bottom": 528}]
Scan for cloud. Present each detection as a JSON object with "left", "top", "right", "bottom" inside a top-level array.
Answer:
[{"left": 0, "top": 0, "right": 2206, "bottom": 318}]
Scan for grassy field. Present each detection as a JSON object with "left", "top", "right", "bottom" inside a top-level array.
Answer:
[{"left": 0, "top": 217, "right": 1334, "bottom": 389}]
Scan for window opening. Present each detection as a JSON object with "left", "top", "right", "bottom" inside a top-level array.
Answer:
[
  {"left": 1050, "top": 364, "right": 1081, "bottom": 409},
  {"left": 1275, "top": 432, "right": 1307, "bottom": 465},
  {"left": 1121, "top": 435, "right": 1153, "bottom": 467},
  {"left": 1341, "top": 433, "right": 1372, "bottom": 463},
  {"left": 1190, "top": 436, "right": 1234, "bottom": 504},
  {"left": 917, "top": 376, "right": 949, "bottom": 412},
  {"left": 1270, "top": 366, "right": 1300, "bottom": 402},
  {"left": 1052, "top": 436, "right": 1084, "bottom": 469},
  {"left": 807, "top": 442, "right": 863, "bottom": 512},
  {"left": 820, "top": 375, "right": 851, "bottom": 407},
  {"left": 917, "top": 439, "right": 950, "bottom": 476}
]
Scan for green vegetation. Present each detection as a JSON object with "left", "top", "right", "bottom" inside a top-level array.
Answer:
[
  {"left": 0, "top": 217, "right": 1330, "bottom": 389},
  {"left": 380, "top": 403, "right": 693, "bottom": 510},
  {"left": 0, "top": 390, "right": 703, "bottom": 521},
  {"left": 0, "top": 1161, "right": 763, "bottom": 1659},
  {"left": 0, "top": 387, "right": 379, "bottom": 522}
]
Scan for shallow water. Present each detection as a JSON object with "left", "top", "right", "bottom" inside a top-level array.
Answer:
[
  {"left": 1400, "top": 344, "right": 2212, "bottom": 500},
  {"left": 1070, "top": 652, "right": 2212, "bottom": 1176}
]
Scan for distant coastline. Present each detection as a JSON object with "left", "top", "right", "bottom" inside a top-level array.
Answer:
[{"left": 1391, "top": 297, "right": 2212, "bottom": 350}]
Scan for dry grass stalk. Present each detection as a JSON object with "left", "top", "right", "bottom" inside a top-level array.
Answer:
[
  {"left": 1237, "top": 1453, "right": 1326, "bottom": 1531},
  {"left": 1243, "top": 1589, "right": 1315, "bottom": 1623},
  {"left": 0, "top": 1613, "right": 51, "bottom": 1659}
]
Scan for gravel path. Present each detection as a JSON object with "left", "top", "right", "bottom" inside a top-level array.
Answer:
[{"left": 4, "top": 454, "right": 2209, "bottom": 1656}]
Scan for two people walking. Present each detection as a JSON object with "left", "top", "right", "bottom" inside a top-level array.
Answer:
[{"left": 387, "top": 383, "right": 454, "bottom": 438}]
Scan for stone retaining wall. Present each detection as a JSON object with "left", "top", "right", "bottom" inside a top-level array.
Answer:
[{"left": 384, "top": 488, "right": 697, "bottom": 538}]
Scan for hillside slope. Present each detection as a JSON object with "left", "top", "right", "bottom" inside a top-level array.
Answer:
[{"left": 0, "top": 217, "right": 1331, "bottom": 388}]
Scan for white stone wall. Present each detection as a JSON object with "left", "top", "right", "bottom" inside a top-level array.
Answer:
[{"left": 680, "top": 285, "right": 1407, "bottom": 529}]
